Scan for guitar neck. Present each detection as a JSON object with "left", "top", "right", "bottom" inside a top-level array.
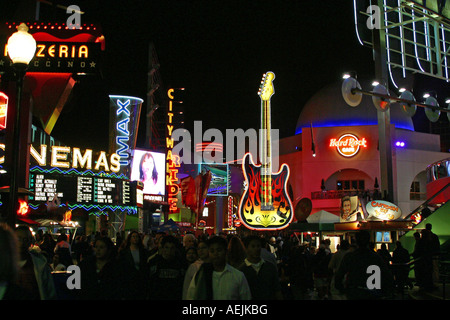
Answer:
[
  {"left": 261, "top": 100, "right": 272, "bottom": 173},
  {"left": 261, "top": 99, "right": 273, "bottom": 208}
]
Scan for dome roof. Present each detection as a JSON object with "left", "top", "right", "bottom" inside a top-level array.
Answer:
[{"left": 295, "top": 80, "right": 415, "bottom": 134}]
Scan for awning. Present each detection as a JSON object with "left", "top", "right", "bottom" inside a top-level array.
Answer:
[{"left": 17, "top": 217, "right": 40, "bottom": 225}]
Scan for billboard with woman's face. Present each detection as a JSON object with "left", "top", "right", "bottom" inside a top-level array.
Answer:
[{"left": 130, "top": 150, "right": 166, "bottom": 196}]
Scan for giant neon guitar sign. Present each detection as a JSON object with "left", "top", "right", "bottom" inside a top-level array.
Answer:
[{"left": 238, "top": 72, "right": 293, "bottom": 230}]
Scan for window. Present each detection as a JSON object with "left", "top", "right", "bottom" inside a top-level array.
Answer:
[{"left": 336, "top": 180, "right": 365, "bottom": 191}]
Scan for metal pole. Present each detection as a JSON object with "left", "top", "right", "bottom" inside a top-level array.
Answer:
[
  {"left": 7, "top": 65, "right": 26, "bottom": 228},
  {"left": 373, "top": 0, "right": 394, "bottom": 203}
]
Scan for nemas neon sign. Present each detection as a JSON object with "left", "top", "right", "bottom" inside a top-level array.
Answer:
[{"left": 329, "top": 133, "right": 368, "bottom": 157}]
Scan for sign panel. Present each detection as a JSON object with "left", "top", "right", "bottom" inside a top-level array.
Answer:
[
  {"left": 366, "top": 200, "right": 402, "bottom": 221},
  {"left": 28, "top": 172, "right": 133, "bottom": 206},
  {"left": 1, "top": 41, "right": 102, "bottom": 74},
  {"left": 329, "top": 134, "right": 368, "bottom": 157},
  {"left": 130, "top": 149, "right": 166, "bottom": 196},
  {"left": 200, "top": 163, "right": 229, "bottom": 196},
  {"left": 109, "top": 95, "right": 143, "bottom": 177}
]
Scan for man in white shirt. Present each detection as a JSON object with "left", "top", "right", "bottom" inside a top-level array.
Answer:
[{"left": 187, "top": 236, "right": 251, "bottom": 300}]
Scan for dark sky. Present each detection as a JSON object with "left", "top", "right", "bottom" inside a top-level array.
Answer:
[{"left": 4, "top": 1, "right": 449, "bottom": 151}]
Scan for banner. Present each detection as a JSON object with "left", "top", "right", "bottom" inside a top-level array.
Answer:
[{"left": 109, "top": 95, "right": 143, "bottom": 178}]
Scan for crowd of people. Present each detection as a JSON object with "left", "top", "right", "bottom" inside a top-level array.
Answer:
[{"left": 0, "top": 222, "right": 442, "bottom": 300}]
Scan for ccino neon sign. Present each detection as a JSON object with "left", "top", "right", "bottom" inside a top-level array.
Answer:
[{"left": 329, "top": 133, "right": 367, "bottom": 157}]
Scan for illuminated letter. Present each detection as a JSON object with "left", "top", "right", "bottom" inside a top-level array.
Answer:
[
  {"left": 94, "top": 151, "right": 109, "bottom": 172},
  {"left": 51, "top": 146, "right": 70, "bottom": 168},
  {"left": 36, "top": 44, "right": 46, "bottom": 58},
  {"left": 167, "top": 124, "right": 174, "bottom": 136},
  {"left": 48, "top": 45, "right": 55, "bottom": 58},
  {"left": 168, "top": 112, "right": 173, "bottom": 124},
  {"left": 167, "top": 88, "right": 174, "bottom": 99},
  {"left": 166, "top": 137, "right": 174, "bottom": 149},
  {"left": 60, "top": 45, "right": 68, "bottom": 58},
  {"left": 66, "top": 5, "right": 81, "bottom": 29},
  {"left": 109, "top": 153, "right": 121, "bottom": 173},
  {"left": 72, "top": 148, "right": 92, "bottom": 169},
  {"left": 78, "top": 45, "right": 88, "bottom": 58},
  {"left": 0, "top": 143, "right": 5, "bottom": 164},
  {"left": 30, "top": 144, "right": 47, "bottom": 166},
  {"left": 116, "top": 99, "right": 130, "bottom": 115},
  {"left": 116, "top": 118, "right": 130, "bottom": 135},
  {"left": 366, "top": 5, "right": 381, "bottom": 30}
]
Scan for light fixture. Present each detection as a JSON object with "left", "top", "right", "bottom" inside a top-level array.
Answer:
[
  {"left": 7, "top": 23, "right": 37, "bottom": 65},
  {"left": 445, "top": 98, "right": 450, "bottom": 104},
  {"left": 372, "top": 81, "right": 379, "bottom": 86},
  {"left": 399, "top": 88, "right": 406, "bottom": 93},
  {"left": 5, "top": 22, "right": 36, "bottom": 227},
  {"left": 423, "top": 93, "right": 430, "bottom": 98}
]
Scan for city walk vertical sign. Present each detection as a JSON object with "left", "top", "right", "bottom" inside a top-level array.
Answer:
[
  {"left": 109, "top": 95, "right": 143, "bottom": 178},
  {"left": 167, "top": 89, "right": 180, "bottom": 214}
]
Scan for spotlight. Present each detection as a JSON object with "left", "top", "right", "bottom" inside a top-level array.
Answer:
[
  {"left": 423, "top": 93, "right": 430, "bottom": 98},
  {"left": 372, "top": 81, "right": 379, "bottom": 86},
  {"left": 399, "top": 88, "right": 406, "bottom": 93}
]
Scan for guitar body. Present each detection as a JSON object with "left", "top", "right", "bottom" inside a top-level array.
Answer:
[{"left": 238, "top": 153, "right": 293, "bottom": 230}]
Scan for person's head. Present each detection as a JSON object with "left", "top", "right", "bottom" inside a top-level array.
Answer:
[
  {"left": 380, "top": 243, "right": 387, "bottom": 250},
  {"left": 197, "top": 239, "right": 209, "bottom": 262},
  {"left": 52, "top": 253, "right": 61, "bottom": 265},
  {"left": 126, "top": 231, "right": 142, "bottom": 248},
  {"left": 339, "top": 239, "right": 350, "bottom": 251},
  {"left": 14, "top": 226, "right": 34, "bottom": 255},
  {"left": 94, "top": 237, "right": 115, "bottom": 261},
  {"left": 160, "top": 235, "right": 179, "bottom": 261},
  {"left": 355, "top": 230, "right": 370, "bottom": 249},
  {"left": 243, "top": 235, "right": 262, "bottom": 261},
  {"left": 185, "top": 246, "right": 198, "bottom": 264},
  {"left": 207, "top": 236, "right": 228, "bottom": 267},
  {"left": 0, "top": 223, "right": 19, "bottom": 283},
  {"left": 139, "top": 152, "right": 158, "bottom": 183},
  {"left": 396, "top": 241, "right": 403, "bottom": 248},
  {"left": 183, "top": 233, "right": 196, "bottom": 248},
  {"left": 425, "top": 223, "right": 432, "bottom": 231},
  {"left": 341, "top": 196, "right": 351, "bottom": 215}
]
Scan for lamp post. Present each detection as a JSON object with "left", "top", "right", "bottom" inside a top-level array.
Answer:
[{"left": 6, "top": 23, "right": 36, "bottom": 228}]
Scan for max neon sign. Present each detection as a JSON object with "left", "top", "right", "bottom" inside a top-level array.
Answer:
[{"left": 329, "top": 134, "right": 367, "bottom": 157}]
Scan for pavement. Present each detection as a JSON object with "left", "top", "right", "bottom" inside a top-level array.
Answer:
[{"left": 408, "top": 283, "right": 449, "bottom": 300}]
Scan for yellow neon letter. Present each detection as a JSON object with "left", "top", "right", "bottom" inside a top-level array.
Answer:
[
  {"left": 72, "top": 148, "right": 92, "bottom": 170},
  {"left": 51, "top": 146, "right": 70, "bottom": 168},
  {"left": 109, "top": 153, "right": 121, "bottom": 173},
  {"left": 78, "top": 45, "right": 88, "bottom": 58},
  {"left": 30, "top": 144, "right": 47, "bottom": 166},
  {"left": 94, "top": 151, "right": 109, "bottom": 172}
]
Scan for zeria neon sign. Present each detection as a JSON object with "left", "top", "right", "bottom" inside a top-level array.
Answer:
[{"left": 329, "top": 133, "right": 367, "bottom": 157}]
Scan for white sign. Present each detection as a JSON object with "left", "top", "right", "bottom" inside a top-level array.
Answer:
[{"left": 366, "top": 200, "right": 402, "bottom": 221}]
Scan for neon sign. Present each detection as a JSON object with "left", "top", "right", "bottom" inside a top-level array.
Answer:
[
  {"left": 109, "top": 95, "right": 143, "bottom": 176},
  {"left": 329, "top": 134, "right": 367, "bottom": 157},
  {"left": 28, "top": 144, "right": 121, "bottom": 173},
  {"left": 1, "top": 42, "right": 101, "bottom": 74},
  {"left": 366, "top": 200, "right": 402, "bottom": 221},
  {"left": 167, "top": 89, "right": 180, "bottom": 213},
  {"left": 0, "top": 92, "right": 8, "bottom": 130}
]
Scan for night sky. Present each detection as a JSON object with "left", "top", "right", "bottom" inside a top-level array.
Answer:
[{"left": 4, "top": 1, "right": 450, "bottom": 152}]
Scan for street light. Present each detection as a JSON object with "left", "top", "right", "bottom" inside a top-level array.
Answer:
[{"left": 6, "top": 23, "right": 36, "bottom": 228}]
